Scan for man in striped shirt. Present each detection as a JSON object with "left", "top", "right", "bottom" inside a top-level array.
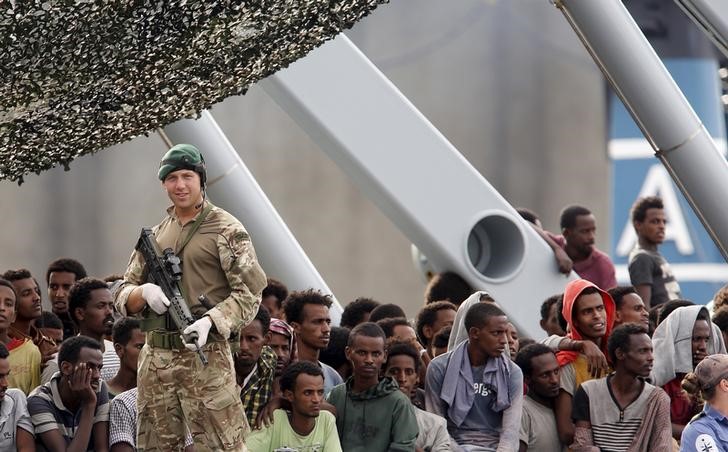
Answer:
[
  {"left": 27, "top": 336, "right": 110, "bottom": 451},
  {"left": 571, "top": 323, "right": 671, "bottom": 450}
]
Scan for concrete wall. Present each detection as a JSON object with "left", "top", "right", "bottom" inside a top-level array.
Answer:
[{"left": 0, "top": 0, "right": 608, "bottom": 317}]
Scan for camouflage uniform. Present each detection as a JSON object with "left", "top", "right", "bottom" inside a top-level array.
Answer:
[{"left": 115, "top": 202, "right": 266, "bottom": 451}]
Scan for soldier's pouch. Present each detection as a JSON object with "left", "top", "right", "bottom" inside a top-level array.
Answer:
[{"left": 200, "top": 386, "right": 246, "bottom": 449}]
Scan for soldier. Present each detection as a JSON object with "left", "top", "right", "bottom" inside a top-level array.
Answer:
[{"left": 113, "top": 144, "right": 267, "bottom": 451}]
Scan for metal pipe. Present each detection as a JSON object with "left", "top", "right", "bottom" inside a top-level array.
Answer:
[
  {"left": 553, "top": 0, "right": 728, "bottom": 261},
  {"left": 261, "top": 34, "right": 575, "bottom": 339},
  {"left": 162, "top": 111, "right": 342, "bottom": 323},
  {"left": 674, "top": 0, "right": 728, "bottom": 58}
]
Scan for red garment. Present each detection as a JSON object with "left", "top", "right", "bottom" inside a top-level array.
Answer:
[
  {"left": 548, "top": 233, "right": 618, "bottom": 290},
  {"left": 556, "top": 279, "right": 616, "bottom": 367},
  {"left": 662, "top": 376, "right": 699, "bottom": 426},
  {"left": 6, "top": 337, "right": 24, "bottom": 351}
]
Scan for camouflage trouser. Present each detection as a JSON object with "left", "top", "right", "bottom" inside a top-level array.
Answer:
[{"left": 136, "top": 340, "right": 249, "bottom": 451}]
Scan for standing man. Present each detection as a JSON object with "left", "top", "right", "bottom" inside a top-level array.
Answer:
[
  {"left": 2, "top": 269, "right": 43, "bottom": 341},
  {"left": 628, "top": 196, "right": 681, "bottom": 308},
  {"left": 46, "top": 258, "right": 88, "bottom": 341},
  {"left": 548, "top": 205, "right": 617, "bottom": 290},
  {"left": 113, "top": 144, "right": 267, "bottom": 451}
]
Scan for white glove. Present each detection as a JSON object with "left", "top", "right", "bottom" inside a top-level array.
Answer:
[
  {"left": 183, "top": 317, "right": 212, "bottom": 352},
  {"left": 140, "top": 283, "right": 170, "bottom": 314}
]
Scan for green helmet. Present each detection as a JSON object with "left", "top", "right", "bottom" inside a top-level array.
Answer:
[{"left": 158, "top": 144, "right": 207, "bottom": 185}]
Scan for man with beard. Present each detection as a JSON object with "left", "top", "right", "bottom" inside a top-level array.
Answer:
[
  {"left": 554, "top": 279, "right": 616, "bottom": 446},
  {"left": 547, "top": 205, "right": 617, "bottom": 290},
  {"left": 28, "top": 336, "right": 109, "bottom": 451},
  {"left": 235, "top": 305, "right": 276, "bottom": 427},
  {"left": 515, "top": 344, "right": 564, "bottom": 452},
  {"left": 283, "top": 290, "right": 342, "bottom": 394},
  {"left": 572, "top": 324, "right": 672, "bottom": 450},
  {"left": 46, "top": 258, "right": 87, "bottom": 341},
  {"left": 268, "top": 318, "right": 295, "bottom": 376},
  {"left": 246, "top": 361, "right": 341, "bottom": 451},
  {"left": 0, "top": 271, "right": 43, "bottom": 394},
  {"left": 69, "top": 277, "right": 119, "bottom": 381}
]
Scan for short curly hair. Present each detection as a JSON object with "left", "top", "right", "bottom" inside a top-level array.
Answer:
[
  {"left": 280, "top": 360, "right": 324, "bottom": 393},
  {"left": 283, "top": 289, "right": 333, "bottom": 325},
  {"left": 68, "top": 277, "right": 110, "bottom": 324},
  {"left": 46, "top": 258, "right": 87, "bottom": 284},
  {"left": 415, "top": 301, "right": 457, "bottom": 344},
  {"left": 341, "top": 297, "right": 380, "bottom": 329},
  {"left": 1, "top": 268, "right": 33, "bottom": 283},
  {"left": 607, "top": 323, "right": 648, "bottom": 364},
  {"left": 631, "top": 196, "right": 663, "bottom": 224},
  {"left": 262, "top": 278, "right": 289, "bottom": 310}
]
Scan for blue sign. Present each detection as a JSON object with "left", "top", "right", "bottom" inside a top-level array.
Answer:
[{"left": 609, "top": 58, "right": 728, "bottom": 305}]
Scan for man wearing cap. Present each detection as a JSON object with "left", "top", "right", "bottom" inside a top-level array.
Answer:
[
  {"left": 680, "top": 354, "right": 728, "bottom": 452},
  {"left": 114, "top": 144, "right": 267, "bottom": 451}
]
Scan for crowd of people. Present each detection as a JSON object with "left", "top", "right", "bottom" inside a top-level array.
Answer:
[{"left": 1, "top": 144, "right": 727, "bottom": 452}]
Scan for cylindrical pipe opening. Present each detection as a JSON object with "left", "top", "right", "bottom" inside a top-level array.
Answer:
[{"left": 467, "top": 213, "right": 526, "bottom": 282}]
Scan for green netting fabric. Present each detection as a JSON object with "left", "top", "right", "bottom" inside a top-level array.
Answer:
[{"left": 0, "top": 0, "right": 388, "bottom": 183}]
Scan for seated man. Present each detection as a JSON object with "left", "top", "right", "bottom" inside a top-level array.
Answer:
[
  {"left": 384, "top": 338, "right": 454, "bottom": 452},
  {"left": 0, "top": 278, "right": 41, "bottom": 395},
  {"left": 554, "top": 279, "right": 616, "bottom": 446},
  {"left": 572, "top": 324, "right": 671, "bottom": 450},
  {"left": 608, "top": 286, "right": 649, "bottom": 330},
  {"left": 109, "top": 387, "right": 193, "bottom": 452},
  {"left": 514, "top": 344, "right": 564, "bottom": 452},
  {"left": 106, "top": 318, "right": 145, "bottom": 398},
  {"left": 328, "top": 322, "right": 418, "bottom": 451},
  {"left": 268, "top": 318, "right": 296, "bottom": 378},
  {"left": 28, "top": 336, "right": 109, "bottom": 451},
  {"left": 246, "top": 361, "right": 342, "bottom": 451},
  {"left": 415, "top": 301, "right": 457, "bottom": 358},
  {"left": 426, "top": 302, "right": 523, "bottom": 451},
  {"left": 0, "top": 342, "right": 34, "bottom": 451},
  {"left": 652, "top": 305, "right": 726, "bottom": 440},
  {"left": 68, "top": 277, "right": 119, "bottom": 381},
  {"left": 235, "top": 305, "right": 276, "bottom": 427}
]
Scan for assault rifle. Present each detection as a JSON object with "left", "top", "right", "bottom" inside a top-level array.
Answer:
[{"left": 136, "top": 227, "right": 208, "bottom": 365}]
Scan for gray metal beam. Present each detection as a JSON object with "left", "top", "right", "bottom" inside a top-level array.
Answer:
[
  {"left": 261, "top": 35, "right": 575, "bottom": 339},
  {"left": 554, "top": 0, "right": 728, "bottom": 261}
]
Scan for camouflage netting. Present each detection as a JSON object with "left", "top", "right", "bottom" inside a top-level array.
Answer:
[{"left": 0, "top": 0, "right": 388, "bottom": 184}]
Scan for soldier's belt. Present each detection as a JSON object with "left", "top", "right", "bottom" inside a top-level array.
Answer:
[
  {"left": 147, "top": 330, "right": 185, "bottom": 350},
  {"left": 146, "top": 329, "right": 226, "bottom": 350}
]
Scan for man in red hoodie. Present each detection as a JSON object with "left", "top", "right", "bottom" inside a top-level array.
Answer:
[{"left": 553, "top": 279, "right": 616, "bottom": 446}]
